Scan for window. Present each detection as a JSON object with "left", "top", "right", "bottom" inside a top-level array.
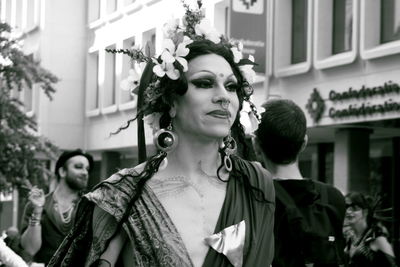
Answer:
[
  {"left": 103, "top": 45, "right": 116, "bottom": 108},
  {"left": 361, "top": 0, "right": 400, "bottom": 59},
  {"left": 24, "top": 86, "right": 33, "bottom": 113},
  {"left": 142, "top": 29, "right": 156, "bottom": 57},
  {"left": 314, "top": 0, "right": 357, "bottom": 69},
  {"left": 106, "top": 0, "right": 117, "bottom": 14},
  {"left": 26, "top": 0, "right": 39, "bottom": 31},
  {"left": 120, "top": 37, "right": 136, "bottom": 105},
  {"left": 291, "top": 0, "right": 308, "bottom": 64},
  {"left": 380, "top": 0, "right": 400, "bottom": 43},
  {"left": 0, "top": 0, "right": 12, "bottom": 23},
  {"left": 214, "top": 0, "right": 229, "bottom": 36},
  {"left": 88, "top": 0, "right": 101, "bottom": 22},
  {"left": 332, "top": 0, "right": 353, "bottom": 54},
  {"left": 87, "top": 52, "right": 99, "bottom": 112},
  {"left": 274, "top": 0, "right": 312, "bottom": 77},
  {"left": 15, "top": 0, "right": 23, "bottom": 29}
]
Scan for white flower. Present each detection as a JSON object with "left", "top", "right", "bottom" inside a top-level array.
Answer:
[
  {"left": 144, "top": 112, "right": 162, "bottom": 131},
  {"left": 239, "top": 101, "right": 259, "bottom": 136},
  {"left": 195, "top": 19, "right": 221, "bottom": 44},
  {"left": 0, "top": 31, "right": 11, "bottom": 40},
  {"left": 231, "top": 46, "right": 243, "bottom": 63},
  {"left": 161, "top": 38, "right": 190, "bottom": 71},
  {"left": 163, "top": 18, "right": 180, "bottom": 38},
  {"left": 182, "top": 36, "right": 193, "bottom": 46},
  {"left": 239, "top": 55, "right": 256, "bottom": 84},
  {"left": 120, "top": 62, "right": 146, "bottom": 92},
  {"left": 0, "top": 54, "right": 13, "bottom": 67},
  {"left": 152, "top": 59, "right": 180, "bottom": 80}
]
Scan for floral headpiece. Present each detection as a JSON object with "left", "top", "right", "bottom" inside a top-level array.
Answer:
[{"left": 108, "top": 0, "right": 259, "bottom": 136}]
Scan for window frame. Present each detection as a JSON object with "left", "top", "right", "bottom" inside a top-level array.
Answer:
[
  {"left": 360, "top": 0, "right": 400, "bottom": 59},
  {"left": 313, "top": 0, "right": 358, "bottom": 70},
  {"left": 273, "top": 0, "right": 313, "bottom": 78}
]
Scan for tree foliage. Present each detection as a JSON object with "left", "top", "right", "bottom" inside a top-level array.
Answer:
[{"left": 0, "top": 22, "right": 59, "bottom": 193}]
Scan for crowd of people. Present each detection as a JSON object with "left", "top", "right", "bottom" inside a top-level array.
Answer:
[{"left": 0, "top": 1, "right": 398, "bottom": 266}]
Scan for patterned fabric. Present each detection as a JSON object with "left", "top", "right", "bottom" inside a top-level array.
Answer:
[
  {"left": 49, "top": 156, "right": 275, "bottom": 267},
  {"left": 85, "top": 168, "right": 193, "bottom": 267}
]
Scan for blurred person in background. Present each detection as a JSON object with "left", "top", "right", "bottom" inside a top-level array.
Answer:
[
  {"left": 0, "top": 235, "right": 28, "bottom": 267},
  {"left": 48, "top": 2, "right": 275, "bottom": 266},
  {"left": 19, "top": 149, "right": 93, "bottom": 265},
  {"left": 344, "top": 192, "right": 397, "bottom": 266},
  {"left": 254, "top": 98, "right": 346, "bottom": 267}
]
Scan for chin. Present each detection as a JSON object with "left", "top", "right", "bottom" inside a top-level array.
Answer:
[{"left": 203, "top": 127, "right": 231, "bottom": 139}]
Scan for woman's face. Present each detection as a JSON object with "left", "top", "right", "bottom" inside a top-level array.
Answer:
[
  {"left": 344, "top": 198, "right": 367, "bottom": 227},
  {"left": 173, "top": 54, "right": 240, "bottom": 141}
]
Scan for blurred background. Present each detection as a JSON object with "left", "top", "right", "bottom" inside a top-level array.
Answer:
[{"left": 0, "top": 0, "right": 399, "bottom": 255}]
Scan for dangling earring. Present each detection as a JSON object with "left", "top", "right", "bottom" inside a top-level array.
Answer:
[
  {"left": 220, "top": 132, "right": 237, "bottom": 172},
  {"left": 153, "top": 121, "right": 178, "bottom": 153},
  {"left": 153, "top": 121, "right": 177, "bottom": 170}
]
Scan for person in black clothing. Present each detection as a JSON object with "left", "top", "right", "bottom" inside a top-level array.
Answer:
[
  {"left": 254, "top": 98, "right": 347, "bottom": 267},
  {"left": 344, "top": 192, "right": 397, "bottom": 266}
]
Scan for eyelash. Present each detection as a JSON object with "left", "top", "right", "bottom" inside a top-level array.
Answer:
[{"left": 191, "top": 79, "right": 239, "bottom": 92}]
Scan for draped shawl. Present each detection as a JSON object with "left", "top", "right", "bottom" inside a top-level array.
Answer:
[{"left": 48, "top": 156, "right": 275, "bottom": 267}]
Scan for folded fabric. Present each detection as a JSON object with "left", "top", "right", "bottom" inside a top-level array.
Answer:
[{"left": 204, "top": 220, "right": 246, "bottom": 267}]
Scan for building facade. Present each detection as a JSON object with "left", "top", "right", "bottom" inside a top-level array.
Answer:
[{"left": 266, "top": 0, "right": 400, "bottom": 253}]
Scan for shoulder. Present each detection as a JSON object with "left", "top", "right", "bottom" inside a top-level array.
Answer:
[
  {"left": 314, "top": 181, "right": 345, "bottom": 203},
  {"left": 313, "top": 181, "right": 346, "bottom": 217},
  {"left": 370, "top": 235, "right": 395, "bottom": 256},
  {"left": 233, "top": 157, "right": 275, "bottom": 201},
  {"left": 84, "top": 162, "right": 148, "bottom": 221}
]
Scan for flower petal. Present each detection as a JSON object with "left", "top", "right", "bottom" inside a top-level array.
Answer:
[
  {"left": 165, "top": 63, "right": 180, "bottom": 80},
  {"left": 182, "top": 36, "right": 193, "bottom": 46},
  {"left": 161, "top": 50, "right": 176, "bottom": 63},
  {"left": 176, "top": 57, "right": 188, "bottom": 72},
  {"left": 231, "top": 47, "right": 242, "bottom": 63},
  {"left": 153, "top": 64, "right": 166, "bottom": 77},
  {"left": 162, "top": 38, "right": 176, "bottom": 53},
  {"left": 207, "top": 30, "right": 221, "bottom": 44},
  {"left": 176, "top": 42, "right": 190, "bottom": 57},
  {"left": 120, "top": 79, "right": 130, "bottom": 91}
]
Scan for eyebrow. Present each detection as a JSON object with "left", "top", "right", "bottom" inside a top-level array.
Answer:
[{"left": 189, "top": 71, "right": 236, "bottom": 80}]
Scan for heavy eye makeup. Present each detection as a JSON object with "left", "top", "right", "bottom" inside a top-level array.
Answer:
[{"left": 190, "top": 76, "right": 239, "bottom": 92}]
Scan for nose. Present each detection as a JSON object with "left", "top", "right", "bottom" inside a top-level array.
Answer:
[
  {"left": 212, "top": 83, "right": 231, "bottom": 108},
  {"left": 82, "top": 168, "right": 89, "bottom": 177}
]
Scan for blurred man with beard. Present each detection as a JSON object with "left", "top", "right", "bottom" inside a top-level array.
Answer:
[{"left": 20, "top": 149, "right": 93, "bottom": 265}]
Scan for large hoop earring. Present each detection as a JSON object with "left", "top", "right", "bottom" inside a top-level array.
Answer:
[
  {"left": 220, "top": 133, "right": 237, "bottom": 172},
  {"left": 153, "top": 122, "right": 178, "bottom": 153}
]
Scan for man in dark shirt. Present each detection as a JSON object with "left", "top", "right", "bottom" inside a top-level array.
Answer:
[
  {"left": 20, "top": 149, "right": 93, "bottom": 265},
  {"left": 254, "top": 99, "right": 346, "bottom": 267}
]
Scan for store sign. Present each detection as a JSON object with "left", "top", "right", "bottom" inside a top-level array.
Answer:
[
  {"left": 230, "top": 0, "right": 266, "bottom": 73},
  {"left": 306, "top": 81, "right": 400, "bottom": 123}
]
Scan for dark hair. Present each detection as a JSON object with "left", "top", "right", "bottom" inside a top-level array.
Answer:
[
  {"left": 55, "top": 149, "right": 94, "bottom": 180},
  {"left": 256, "top": 99, "right": 307, "bottom": 164},
  {"left": 345, "top": 192, "right": 374, "bottom": 226}
]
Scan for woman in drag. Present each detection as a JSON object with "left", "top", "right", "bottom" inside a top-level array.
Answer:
[{"left": 49, "top": 2, "right": 274, "bottom": 266}]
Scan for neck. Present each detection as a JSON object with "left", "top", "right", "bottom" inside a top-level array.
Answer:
[
  {"left": 352, "top": 220, "right": 368, "bottom": 239},
  {"left": 265, "top": 158, "right": 303, "bottom": 180},
  {"left": 54, "top": 180, "right": 79, "bottom": 202},
  {"left": 166, "top": 134, "right": 221, "bottom": 181}
]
